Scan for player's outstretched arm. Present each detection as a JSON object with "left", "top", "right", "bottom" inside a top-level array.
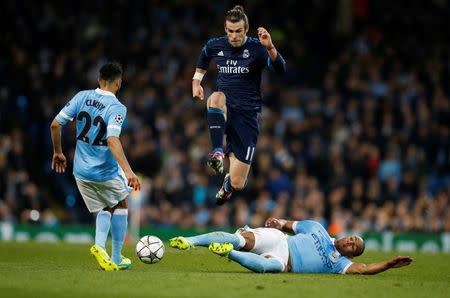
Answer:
[
  {"left": 192, "top": 68, "right": 207, "bottom": 100},
  {"left": 346, "top": 256, "right": 413, "bottom": 275},
  {"left": 107, "top": 136, "right": 141, "bottom": 191},
  {"left": 50, "top": 118, "right": 67, "bottom": 173}
]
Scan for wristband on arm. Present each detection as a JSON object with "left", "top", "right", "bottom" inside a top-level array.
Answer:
[{"left": 193, "top": 72, "right": 204, "bottom": 82}]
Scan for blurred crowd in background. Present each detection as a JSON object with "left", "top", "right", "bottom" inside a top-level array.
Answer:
[{"left": 1, "top": 0, "right": 449, "bottom": 234}]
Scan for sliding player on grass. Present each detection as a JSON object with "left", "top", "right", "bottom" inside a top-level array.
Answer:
[{"left": 170, "top": 218, "right": 413, "bottom": 274}]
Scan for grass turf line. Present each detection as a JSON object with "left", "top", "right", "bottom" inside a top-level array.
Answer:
[{"left": 0, "top": 241, "right": 448, "bottom": 298}]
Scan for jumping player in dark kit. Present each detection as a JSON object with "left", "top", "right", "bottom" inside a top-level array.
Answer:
[{"left": 192, "top": 5, "right": 286, "bottom": 205}]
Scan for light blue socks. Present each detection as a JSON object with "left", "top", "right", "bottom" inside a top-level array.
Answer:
[
  {"left": 229, "top": 251, "right": 284, "bottom": 273},
  {"left": 186, "top": 232, "right": 245, "bottom": 249},
  {"left": 95, "top": 210, "right": 111, "bottom": 250},
  {"left": 111, "top": 208, "right": 128, "bottom": 265}
]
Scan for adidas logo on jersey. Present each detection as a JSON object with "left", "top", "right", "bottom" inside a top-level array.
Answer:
[{"left": 218, "top": 51, "right": 224, "bottom": 56}]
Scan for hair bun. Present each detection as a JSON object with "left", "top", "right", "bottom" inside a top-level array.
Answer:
[{"left": 233, "top": 5, "right": 244, "bottom": 12}]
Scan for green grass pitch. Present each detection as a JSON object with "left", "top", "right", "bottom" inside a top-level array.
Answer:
[{"left": 0, "top": 241, "right": 448, "bottom": 298}]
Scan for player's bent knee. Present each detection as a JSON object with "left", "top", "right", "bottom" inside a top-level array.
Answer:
[
  {"left": 208, "top": 92, "right": 226, "bottom": 108},
  {"left": 241, "top": 232, "right": 255, "bottom": 251}
]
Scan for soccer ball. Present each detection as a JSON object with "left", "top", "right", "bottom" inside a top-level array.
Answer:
[{"left": 136, "top": 235, "right": 165, "bottom": 264}]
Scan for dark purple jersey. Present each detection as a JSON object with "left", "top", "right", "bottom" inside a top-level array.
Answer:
[{"left": 197, "top": 36, "right": 286, "bottom": 111}]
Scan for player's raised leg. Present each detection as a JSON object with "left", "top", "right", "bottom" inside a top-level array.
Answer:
[
  {"left": 206, "top": 92, "right": 227, "bottom": 174},
  {"left": 216, "top": 153, "right": 250, "bottom": 205}
]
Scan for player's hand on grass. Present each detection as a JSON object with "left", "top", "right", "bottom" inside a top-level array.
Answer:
[
  {"left": 387, "top": 256, "right": 413, "bottom": 268},
  {"left": 52, "top": 153, "right": 67, "bottom": 173},
  {"left": 257, "top": 27, "right": 274, "bottom": 50},
  {"left": 126, "top": 171, "right": 141, "bottom": 192},
  {"left": 192, "top": 82, "right": 204, "bottom": 100}
]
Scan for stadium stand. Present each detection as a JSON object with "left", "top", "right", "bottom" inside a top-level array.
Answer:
[{"left": 0, "top": 0, "right": 449, "bottom": 234}]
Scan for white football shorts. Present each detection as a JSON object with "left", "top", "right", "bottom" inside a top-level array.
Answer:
[
  {"left": 75, "top": 168, "right": 132, "bottom": 213},
  {"left": 238, "top": 227, "right": 289, "bottom": 271}
]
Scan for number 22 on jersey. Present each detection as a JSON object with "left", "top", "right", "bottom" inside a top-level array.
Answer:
[{"left": 76, "top": 111, "right": 107, "bottom": 146}]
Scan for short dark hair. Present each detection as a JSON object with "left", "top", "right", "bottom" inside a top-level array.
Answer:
[
  {"left": 354, "top": 236, "right": 365, "bottom": 257},
  {"left": 99, "top": 61, "right": 123, "bottom": 82},
  {"left": 225, "top": 5, "right": 249, "bottom": 29}
]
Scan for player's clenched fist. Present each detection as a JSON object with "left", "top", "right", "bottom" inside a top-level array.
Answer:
[{"left": 257, "top": 27, "right": 274, "bottom": 49}]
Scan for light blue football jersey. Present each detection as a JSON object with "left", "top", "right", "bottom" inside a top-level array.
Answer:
[
  {"left": 287, "top": 220, "right": 352, "bottom": 274},
  {"left": 55, "top": 88, "right": 126, "bottom": 182}
]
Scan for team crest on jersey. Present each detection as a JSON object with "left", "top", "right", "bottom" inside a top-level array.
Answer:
[
  {"left": 243, "top": 49, "right": 250, "bottom": 58},
  {"left": 330, "top": 251, "right": 339, "bottom": 263},
  {"left": 115, "top": 114, "right": 123, "bottom": 125}
]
